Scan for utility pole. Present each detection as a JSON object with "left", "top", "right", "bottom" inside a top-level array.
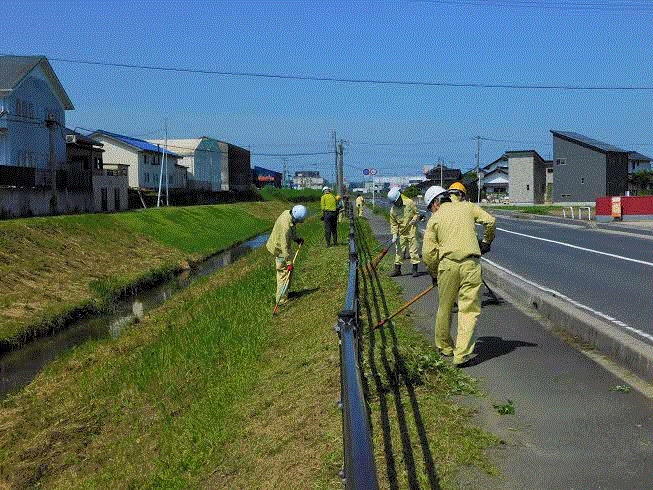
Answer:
[
  {"left": 282, "top": 157, "right": 288, "bottom": 187},
  {"left": 476, "top": 135, "right": 481, "bottom": 203},
  {"left": 164, "top": 118, "right": 168, "bottom": 206},
  {"left": 333, "top": 130, "right": 337, "bottom": 190},
  {"left": 157, "top": 119, "right": 168, "bottom": 207},
  {"left": 337, "top": 140, "right": 344, "bottom": 196},
  {"left": 439, "top": 157, "right": 443, "bottom": 187}
]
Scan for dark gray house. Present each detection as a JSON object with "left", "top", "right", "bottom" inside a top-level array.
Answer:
[{"left": 550, "top": 131, "right": 629, "bottom": 203}]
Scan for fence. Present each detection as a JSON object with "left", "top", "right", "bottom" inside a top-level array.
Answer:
[{"left": 334, "top": 199, "right": 379, "bottom": 489}]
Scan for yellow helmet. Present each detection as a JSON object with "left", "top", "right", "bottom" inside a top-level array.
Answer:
[
  {"left": 336, "top": 195, "right": 342, "bottom": 200},
  {"left": 448, "top": 182, "right": 466, "bottom": 194}
]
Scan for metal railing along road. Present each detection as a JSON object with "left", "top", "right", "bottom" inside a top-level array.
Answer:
[{"left": 334, "top": 199, "right": 379, "bottom": 489}]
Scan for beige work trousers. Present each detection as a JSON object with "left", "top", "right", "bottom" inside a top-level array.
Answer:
[
  {"left": 435, "top": 256, "right": 482, "bottom": 364},
  {"left": 357, "top": 205, "right": 363, "bottom": 217},
  {"left": 394, "top": 234, "right": 420, "bottom": 265},
  {"left": 274, "top": 256, "right": 291, "bottom": 304}
]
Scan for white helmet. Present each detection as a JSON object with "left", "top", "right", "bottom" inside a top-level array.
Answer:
[
  {"left": 322, "top": 186, "right": 330, "bottom": 192},
  {"left": 424, "top": 185, "right": 448, "bottom": 208},
  {"left": 387, "top": 187, "right": 401, "bottom": 203},
  {"left": 291, "top": 204, "right": 308, "bottom": 222}
]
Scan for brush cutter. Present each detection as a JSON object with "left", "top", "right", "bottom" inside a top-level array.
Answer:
[
  {"left": 374, "top": 285, "right": 435, "bottom": 329},
  {"left": 272, "top": 242, "right": 302, "bottom": 316}
]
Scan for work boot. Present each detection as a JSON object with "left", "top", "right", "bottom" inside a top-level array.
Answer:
[
  {"left": 389, "top": 264, "right": 402, "bottom": 277},
  {"left": 412, "top": 264, "right": 419, "bottom": 277}
]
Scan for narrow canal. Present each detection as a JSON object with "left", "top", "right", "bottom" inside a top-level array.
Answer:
[{"left": 0, "top": 233, "right": 269, "bottom": 399}]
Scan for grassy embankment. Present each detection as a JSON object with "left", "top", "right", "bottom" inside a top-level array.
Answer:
[
  {"left": 484, "top": 204, "right": 569, "bottom": 216},
  {"left": 0, "top": 201, "right": 290, "bottom": 342},
  {"left": 0, "top": 210, "right": 498, "bottom": 489}
]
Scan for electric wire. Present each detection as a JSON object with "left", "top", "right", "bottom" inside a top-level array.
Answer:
[{"left": 13, "top": 55, "right": 651, "bottom": 92}]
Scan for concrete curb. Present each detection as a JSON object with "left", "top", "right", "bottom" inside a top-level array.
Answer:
[{"left": 482, "top": 261, "right": 653, "bottom": 384}]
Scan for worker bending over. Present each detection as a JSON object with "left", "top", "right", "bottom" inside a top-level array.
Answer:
[
  {"left": 266, "top": 205, "right": 307, "bottom": 306},
  {"left": 355, "top": 194, "right": 365, "bottom": 217},
  {"left": 422, "top": 183, "right": 496, "bottom": 366},
  {"left": 387, "top": 186, "right": 421, "bottom": 277},
  {"left": 320, "top": 186, "right": 338, "bottom": 246}
]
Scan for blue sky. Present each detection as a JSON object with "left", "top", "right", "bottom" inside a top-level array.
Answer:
[{"left": 3, "top": 0, "right": 653, "bottom": 183}]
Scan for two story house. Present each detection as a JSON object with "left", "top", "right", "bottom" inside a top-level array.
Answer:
[{"left": 91, "top": 130, "right": 186, "bottom": 191}]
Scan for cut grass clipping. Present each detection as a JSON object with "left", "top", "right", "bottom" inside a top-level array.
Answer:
[{"left": 354, "top": 218, "right": 499, "bottom": 489}]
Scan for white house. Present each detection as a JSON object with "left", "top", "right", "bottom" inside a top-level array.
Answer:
[
  {"left": 293, "top": 170, "right": 324, "bottom": 189},
  {"left": 148, "top": 137, "right": 221, "bottom": 191},
  {"left": 149, "top": 137, "right": 251, "bottom": 192},
  {"left": 480, "top": 155, "right": 509, "bottom": 195},
  {"left": 91, "top": 130, "right": 186, "bottom": 190},
  {"left": 0, "top": 55, "right": 73, "bottom": 179},
  {"left": 629, "top": 152, "right": 652, "bottom": 174}
]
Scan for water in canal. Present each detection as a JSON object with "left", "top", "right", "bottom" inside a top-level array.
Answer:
[{"left": 0, "top": 233, "right": 269, "bottom": 399}]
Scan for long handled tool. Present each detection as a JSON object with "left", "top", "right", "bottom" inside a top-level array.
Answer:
[
  {"left": 272, "top": 242, "right": 302, "bottom": 316},
  {"left": 375, "top": 285, "right": 435, "bottom": 329},
  {"left": 367, "top": 236, "right": 398, "bottom": 273}
]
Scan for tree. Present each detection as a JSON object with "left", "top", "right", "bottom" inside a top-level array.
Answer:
[{"left": 630, "top": 170, "right": 653, "bottom": 195}]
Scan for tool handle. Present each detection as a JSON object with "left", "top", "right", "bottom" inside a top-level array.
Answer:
[{"left": 378, "top": 285, "right": 435, "bottom": 327}]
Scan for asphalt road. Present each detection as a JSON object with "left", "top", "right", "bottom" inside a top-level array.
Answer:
[
  {"left": 483, "top": 214, "right": 653, "bottom": 345},
  {"left": 403, "top": 199, "right": 653, "bottom": 346}
]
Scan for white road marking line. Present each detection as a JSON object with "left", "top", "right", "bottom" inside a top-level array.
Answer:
[
  {"left": 481, "top": 258, "right": 653, "bottom": 344},
  {"left": 496, "top": 228, "right": 653, "bottom": 267}
]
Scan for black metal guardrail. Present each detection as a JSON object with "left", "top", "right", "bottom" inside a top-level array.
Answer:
[{"left": 334, "top": 199, "right": 379, "bottom": 489}]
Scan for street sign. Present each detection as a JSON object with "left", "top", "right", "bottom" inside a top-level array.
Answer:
[
  {"left": 363, "top": 168, "right": 369, "bottom": 175},
  {"left": 369, "top": 168, "right": 377, "bottom": 175}
]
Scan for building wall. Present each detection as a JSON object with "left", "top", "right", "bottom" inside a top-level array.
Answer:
[
  {"left": 553, "top": 135, "right": 606, "bottom": 203},
  {"left": 508, "top": 155, "right": 533, "bottom": 204},
  {"left": 92, "top": 136, "right": 183, "bottom": 190},
  {"left": 226, "top": 144, "right": 251, "bottom": 191},
  {"left": 0, "top": 187, "right": 92, "bottom": 218},
  {"left": 93, "top": 137, "right": 140, "bottom": 187},
  {"left": 509, "top": 152, "right": 546, "bottom": 204},
  {"left": 2, "top": 73, "right": 67, "bottom": 170},
  {"left": 605, "top": 152, "right": 628, "bottom": 197},
  {"left": 92, "top": 171, "right": 128, "bottom": 212},
  {"left": 195, "top": 139, "right": 222, "bottom": 191}
]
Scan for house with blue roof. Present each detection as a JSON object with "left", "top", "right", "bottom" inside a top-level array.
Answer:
[{"left": 91, "top": 130, "right": 187, "bottom": 191}]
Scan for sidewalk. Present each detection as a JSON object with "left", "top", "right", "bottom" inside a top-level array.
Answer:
[{"left": 362, "top": 208, "right": 653, "bottom": 490}]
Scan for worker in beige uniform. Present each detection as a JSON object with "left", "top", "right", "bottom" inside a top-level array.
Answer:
[
  {"left": 355, "top": 194, "right": 365, "bottom": 217},
  {"left": 387, "top": 186, "right": 421, "bottom": 277},
  {"left": 422, "top": 183, "right": 496, "bottom": 366},
  {"left": 266, "top": 205, "right": 307, "bottom": 305}
]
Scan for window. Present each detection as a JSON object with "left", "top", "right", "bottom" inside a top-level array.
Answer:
[
  {"left": 144, "top": 172, "right": 149, "bottom": 183},
  {"left": 556, "top": 158, "right": 566, "bottom": 165},
  {"left": 547, "top": 168, "right": 553, "bottom": 174}
]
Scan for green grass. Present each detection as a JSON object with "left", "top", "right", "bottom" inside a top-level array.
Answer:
[
  {"left": 0, "top": 213, "right": 498, "bottom": 489},
  {"left": 258, "top": 185, "right": 322, "bottom": 203},
  {"left": 484, "top": 204, "right": 563, "bottom": 215},
  {"left": 0, "top": 201, "right": 288, "bottom": 341}
]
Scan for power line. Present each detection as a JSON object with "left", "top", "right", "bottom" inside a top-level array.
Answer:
[
  {"left": 22, "top": 54, "right": 653, "bottom": 92},
  {"left": 411, "top": 0, "right": 653, "bottom": 11}
]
